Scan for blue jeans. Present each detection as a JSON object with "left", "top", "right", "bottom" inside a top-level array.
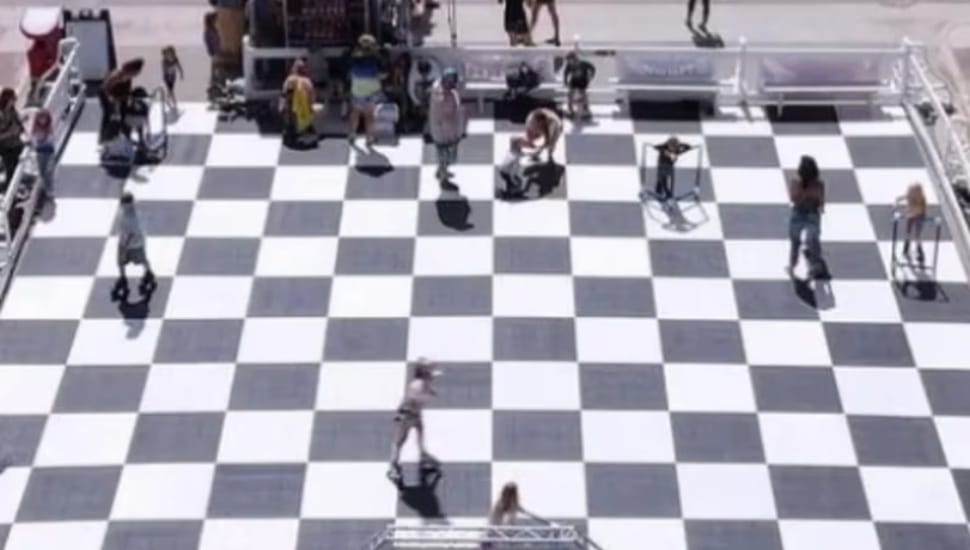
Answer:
[
  {"left": 35, "top": 149, "right": 54, "bottom": 195},
  {"left": 435, "top": 142, "right": 458, "bottom": 177},
  {"left": 789, "top": 208, "right": 822, "bottom": 267}
]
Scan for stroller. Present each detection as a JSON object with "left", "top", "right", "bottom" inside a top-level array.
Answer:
[{"left": 101, "top": 86, "right": 168, "bottom": 166}]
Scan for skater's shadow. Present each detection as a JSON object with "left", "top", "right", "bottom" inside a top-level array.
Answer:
[
  {"left": 523, "top": 162, "right": 565, "bottom": 198},
  {"left": 791, "top": 275, "right": 835, "bottom": 311},
  {"left": 354, "top": 146, "right": 393, "bottom": 177},
  {"left": 896, "top": 272, "right": 947, "bottom": 303},
  {"left": 689, "top": 26, "right": 724, "bottom": 48},
  {"left": 644, "top": 199, "right": 709, "bottom": 233},
  {"left": 397, "top": 466, "right": 447, "bottom": 520},
  {"left": 436, "top": 188, "right": 473, "bottom": 231}
]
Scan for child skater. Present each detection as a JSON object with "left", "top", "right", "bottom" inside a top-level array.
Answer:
[
  {"left": 562, "top": 51, "right": 595, "bottom": 119},
  {"left": 161, "top": 46, "right": 184, "bottom": 112},
  {"left": 641, "top": 136, "right": 693, "bottom": 202},
  {"left": 388, "top": 358, "right": 440, "bottom": 483},
  {"left": 897, "top": 182, "right": 928, "bottom": 266},
  {"left": 114, "top": 192, "right": 156, "bottom": 297},
  {"left": 31, "top": 108, "right": 56, "bottom": 200}
]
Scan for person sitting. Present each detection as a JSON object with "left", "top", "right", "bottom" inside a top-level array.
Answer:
[
  {"left": 523, "top": 107, "right": 562, "bottom": 164},
  {"left": 281, "top": 59, "right": 317, "bottom": 147},
  {"left": 498, "top": 137, "right": 530, "bottom": 197}
]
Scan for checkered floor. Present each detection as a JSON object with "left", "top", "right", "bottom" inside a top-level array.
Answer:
[{"left": 0, "top": 98, "right": 969, "bottom": 550}]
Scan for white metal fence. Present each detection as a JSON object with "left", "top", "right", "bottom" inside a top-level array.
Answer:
[
  {"left": 363, "top": 524, "right": 600, "bottom": 550},
  {"left": 0, "top": 37, "right": 86, "bottom": 298}
]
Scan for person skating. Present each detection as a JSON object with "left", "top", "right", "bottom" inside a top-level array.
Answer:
[
  {"left": 686, "top": 0, "right": 711, "bottom": 31},
  {"left": 161, "top": 45, "right": 185, "bottom": 113},
  {"left": 642, "top": 136, "right": 692, "bottom": 202},
  {"left": 428, "top": 66, "right": 463, "bottom": 190},
  {"left": 897, "top": 182, "right": 928, "bottom": 267},
  {"left": 787, "top": 155, "right": 827, "bottom": 278},
  {"left": 388, "top": 359, "right": 440, "bottom": 483},
  {"left": 523, "top": 107, "right": 562, "bottom": 164},
  {"left": 562, "top": 51, "right": 595, "bottom": 119},
  {"left": 114, "top": 192, "right": 156, "bottom": 297}
]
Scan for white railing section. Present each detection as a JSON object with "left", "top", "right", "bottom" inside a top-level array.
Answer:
[
  {"left": 0, "top": 37, "right": 85, "bottom": 297},
  {"left": 363, "top": 524, "right": 601, "bottom": 550},
  {"left": 901, "top": 40, "right": 970, "bottom": 277}
]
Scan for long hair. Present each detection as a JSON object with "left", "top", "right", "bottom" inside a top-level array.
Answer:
[
  {"left": 121, "top": 58, "right": 145, "bottom": 77},
  {"left": 797, "top": 155, "right": 820, "bottom": 185},
  {"left": 490, "top": 482, "right": 520, "bottom": 524}
]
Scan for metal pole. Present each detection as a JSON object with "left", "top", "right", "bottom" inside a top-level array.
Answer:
[
  {"left": 448, "top": 0, "right": 457, "bottom": 47},
  {"left": 890, "top": 210, "right": 900, "bottom": 276},
  {"left": 932, "top": 216, "right": 942, "bottom": 275}
]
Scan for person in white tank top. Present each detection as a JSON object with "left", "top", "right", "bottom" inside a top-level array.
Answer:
[{"left": 388, "top": 358, "right": 440, "bottom": 482}]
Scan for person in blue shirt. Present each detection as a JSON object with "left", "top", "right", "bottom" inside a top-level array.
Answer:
[{"left": 347, "top": 34, "right": 386, "bottom": 148}]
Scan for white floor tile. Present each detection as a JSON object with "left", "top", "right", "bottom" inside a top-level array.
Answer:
[
  {"left": 494, "top": 200, "right": 571, "bottom": 236},
  {"left": 741, "top": 320, "right": 832, "bottom": 366},
  {"left": 653, "top": 278, "right": 738, "bottom": 320},
  {"left": 759, "top": 413, "right": 857, "bottom": 466},
  {"left": 111, "top": 464, "right": 214, "bottom": 519},
  {"left": 199, "top": 519, "right": 300, "bottom": 550},
  {"left": 774, "top": 135, "right": 853, "bottom": 169},
  {"left": 339, "top": 201, "right": 418, "bottom": 237},
  {"left": 4, "top": 522, "right": 107, "bottom": 550},
  {"left": 491, "top": 462, "right": 587, "bottom": 518},
  {"left": 328, "top": 276, "right": 413, "bottom": 318},
  {"left": 566, "top": 166, "right": 641, "bottom": 202},
  {"left": 855, "top": 168, "right": 937, "bottom": 205},
  {"left": 582, "top": 411, "right": 675, "bottom": 463},
  {"left": 254, "top": 237, "right": 338, "bottom": 277},
  {"left": 710, "top": 168, "right": 789, "bottom": 204},
  {"left": 665, "top": 363, "right": 756, "bottom": 412},
  {"left": 139, "top": 363, "right": 235, "bottom": 412},
  {"left": 588, "top": 519, "right": 687, "bottom": 550},
  {"left": 820, "top": 204, "right": 877, "bottom": 241},
  {"left": 0, "top": 466, "right": 29, "bottom": 523},
  {"left": 126, "top": 166, "right": 204, "bottom": 200},
  {"left": 401, "top": 409, "right": 492, "bottom": 461},
  {"left": 302, "top": 463, "right": 398, "bottom": 518},
  {"left": 835, "top": 367, "right": 931, "bottom": 417},
  {"left": 724, "top": 240, "right": 793, "bottom": 280},
  {"left": 271, "top": 166, "right": 350, "bottom": 200},
  {"left": 677, "top": 464, "right": 776, "bottom": 519},
  {"left": 236, "top": 318, "right": 327, "bottom": 363},
  {"left": 861, "top": 466, "right": 966, "bottom": 523},
  {"left": 352, "top": 136, "right": 423, "bottom": 167},
  {"left": 571, "top": 237, "right": 651, "bottom": 277},
  {"left": 206, "top": 134, "right": 282, "bottom": 167},
  {"left": 60, "top": 132, "right": 101, "bottom": 166},
  {"left": 217, "top": 411, "right": 313, "bottom": 463},
  {"left": 905, "top": 323, "right": 970, "bottom": 370},
  {"left": 414, "top": 236, "right": 493, "bottom": 275},
  {"left": 165, "top": 102, "right": 219, "bottom": 134},
  {"left": 0, "top": 365, "right": 63, "bottom": 414},
  {"left": 1, "top": 277, "right": 93, "bottom": 320},
  {"left": 779, "top": 520, "right": 880, "bottom": 550},
  {"left": 67, "top": 319, "right": 162, "bottom": 365},
  {"left": 817, "top": 280, "right": 901, "bottom": 323},
  {"left": 32, "top": 199, "right": 118, "bottom": 237},
  {"left": 575, "top": 318, "right": 661, "bottom": 363},
  {"left": 934, "top": 417, "right": 970, "bottom": 469},
  {"left": 493, "top": 275, "right": 576, "bottom": 318},
  {"left": 493, "top": 362, "right": 580, "bottom": 410},
  {"left": 316, "top": 362, "right": 405, "bottom": 410},
  {"left": 164, "top": 276, "right": 253, "bottom": 319},
  {"left": 34, "top": 413, "right": 137, "bottom": 466},
  {"left": 407, "top": 317, "right": 493, "bottom": 361},
  {"left": 419, "top": 165, "right": 495, "bottom": 201},
  {"left": 186, "top": 200, "right": 269, "bottom": 237}
]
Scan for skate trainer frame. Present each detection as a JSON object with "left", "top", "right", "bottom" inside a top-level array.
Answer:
[{"left": 362, "top": 524, "right": 603, "bottom": 550}]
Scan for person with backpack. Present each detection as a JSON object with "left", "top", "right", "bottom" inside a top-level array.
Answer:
[
  {"left": 428, "top": 67, "right": 464, "bottom": 188},
  {"left": 787, "top": 155, "right": 827, "bottom": 278},
  {"left": 562, "top": 51, "right": 595, "bottom": 119}
]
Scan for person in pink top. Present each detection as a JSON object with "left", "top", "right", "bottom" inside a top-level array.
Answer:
[{"left": 428, "top": 67, "right": 463, "bottom": 188}]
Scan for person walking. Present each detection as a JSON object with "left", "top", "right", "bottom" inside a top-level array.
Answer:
[
  {"left": 523, "top": 107, "right": 562, "bottom": 163},
  {"left": 529, "top": 0, "right": 561, "bottom": 46},
  {"left": 347, "top": 34, "right": 385, "bottom": 149},
  {"left": 562, "top": 51, "right": 595, "bottom": 119},
  {"left": 99, "top": 58, "right": 144, "bottom": 142},
  {"left": 115, "top": 192, "right": 156, "bottom": 295},
  {"left": 897, "top": 182, "right": 928, "bottom": 266},
  {"left": 160, "top": 45, "right": 184, "bottom": 112},
  {"left": 787, "top": 155, "right": 827, "bottom": 278},
  {"left": 0, "top": 88, "right": 25, "bottom": 192},
  {"left": 686, "top": 0, "right": 710, "bottom": 31},
  {"left": 428, "top": 67, "right": 463, "bottom": 189},
  {"left": 31, "top": 108, "right": 56, "bottom": 199},
  {"left": 388, "top": 359, "right": 440, "bottom": 483}
]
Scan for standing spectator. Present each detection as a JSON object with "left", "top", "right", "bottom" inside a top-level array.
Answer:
[
  {"left": 787, "top": 155, "right": 827, "bottom": 277},
  {"left": 204, "top": 12, "right": 222, "bottom": 101},
  {"left": 523, "top": 107, "right": 562, "bottom": 163},
  {"left": 115, "top": 192, "right": 156, "bottom": 293},
  {"left": 686, "top": 0, "right": 710, "bottom": 31},
  {"left": 897, "top": 182, "right": 928, "bottom": 266},
  {"left": 99, "top": 58, "right": 144, "bottom": 142},
  {"left": 428, "top": 67, "right": 463, "bottom": 187},
  {"left": 161, "top": 45, "right": 184, "bottom": 112},
  {"left": 529, "top": 0, "right": 561, "bottom": 46},
  {"left": 281, "top": 59, "right": 317, "bottom": 147},
  {"left": 0, "top": 88, "right": 25, "bottom": 191},
  {"left": 387, "top": 358, "right": 439, "bottom": 483},
  {"left": 347, "top": 34, "right": 385, "bottom": 149},
  {"left": 562, "top": 51, "right": 595, "bottom": 119},
  {"left": 32, "top": 108, "right": 55, "bottom": 199},
  {"left": 499, "top": 0, "right": 531, "bottom": 46}
]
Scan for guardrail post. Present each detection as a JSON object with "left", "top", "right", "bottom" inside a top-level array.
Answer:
[
  {"left": 738, "top": 36, "right": 748, "bottom": 104},
  {"left": 242, "top": 35, "right": 254, "bottom": 100},
  {"left": 901, "top": 36, "right": 913, "bottom": 101}
]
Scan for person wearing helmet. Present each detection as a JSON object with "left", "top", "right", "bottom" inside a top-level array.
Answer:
[
  {"left": 428, "top": 66, "right": 463, "bottom": 187},
  {"left": 388, "top": 358, "right": 440, "bottom": 483}
]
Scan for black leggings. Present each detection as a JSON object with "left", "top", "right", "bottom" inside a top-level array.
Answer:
[
  {"left": 1, "top": 143, "right": 25, "bottom": 191},
  {"left": 687, "top": 0, "right": 710, "bottom": 23}
]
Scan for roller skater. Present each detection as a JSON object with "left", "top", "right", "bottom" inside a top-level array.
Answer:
[
  {"left": 641, "top": 136, "right": 693, "bottom": 203},
  {"left": 387, "top": 358, "right": 441, "bottom": 485},
  {"left": 898, "top": 182, "right": 928, "bottom": 267},
  {"left": 113, "top": 192, "right": 156, "bottom": 301}
]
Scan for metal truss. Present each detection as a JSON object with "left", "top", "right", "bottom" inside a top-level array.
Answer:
[{"left": 364, "top": 524, "right": 598, "bottom": 550}]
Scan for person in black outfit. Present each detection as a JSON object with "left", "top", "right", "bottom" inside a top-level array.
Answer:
[
  {"left": 650, "top": 136, "right": 692, "bottom": 201},
  {"left": 499, "top": 0, "right": 531, "bottom": 46},
  {"left": 686, "top": 0, "right": 710, "bottom": 30}
]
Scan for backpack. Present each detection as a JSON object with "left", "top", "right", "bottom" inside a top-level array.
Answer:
[{"left": 505, "top": 63, "right": 540, "bottom": 97}]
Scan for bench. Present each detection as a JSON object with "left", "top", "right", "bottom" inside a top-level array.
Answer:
[
  {"left": 457, "top": 48, "right": 560, "bottom": 112},
  {"left": 744, "top": 49, "right": 904, "bottom": 114},
  {"left": 613, "top": 48, "right": 740, "bottom": 107}
]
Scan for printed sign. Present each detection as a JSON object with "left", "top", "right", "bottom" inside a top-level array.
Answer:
[{"left": 616, "top": 51, "right": 717, "bottom": 85}]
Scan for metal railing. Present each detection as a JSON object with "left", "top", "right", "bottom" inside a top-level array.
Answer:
[
  {"left": 363, "top": 524, "right": 601, "bottom": 550},
  {"left": 901, "top": 40, "right": 970, "bottom": 278},
  {"left": 0, "top": 37, "right": 86, "bottom": 298}
]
